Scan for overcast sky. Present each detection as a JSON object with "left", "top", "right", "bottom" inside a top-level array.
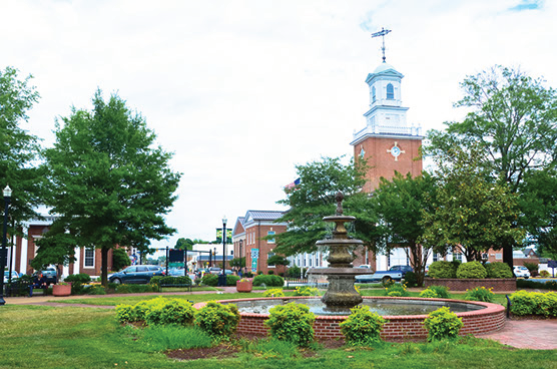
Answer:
[{"left": 2, "top": 0, "right": 555, "bottom": 251}]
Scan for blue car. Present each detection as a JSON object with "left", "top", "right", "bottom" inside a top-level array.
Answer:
[{"left": 108, "top": 265, "right": 165, "bottom": 284}]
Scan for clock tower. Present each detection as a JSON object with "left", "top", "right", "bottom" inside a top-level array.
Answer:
[{"left": 350, "top": 61, "right": 422, "bottom": 192}]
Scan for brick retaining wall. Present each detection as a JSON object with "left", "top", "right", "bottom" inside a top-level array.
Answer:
[
  {"left": 424, "top": 278, "right": 516, "bottom": 292},
  {"left": 195, "top": 296, "right": 506, "bottom": 341}
]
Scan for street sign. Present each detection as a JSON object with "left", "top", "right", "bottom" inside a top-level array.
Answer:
[{"left": 548, "top": 260, "right": 557, "bottom": 268}]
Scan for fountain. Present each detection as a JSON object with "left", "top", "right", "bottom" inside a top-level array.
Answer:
[{"left": 309, "top": 191, "right": 372, "bottom": 312}]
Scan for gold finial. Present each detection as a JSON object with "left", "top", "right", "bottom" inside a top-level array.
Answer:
[{"left": 335, "top": 191, "right": 344, "bottom": 215}]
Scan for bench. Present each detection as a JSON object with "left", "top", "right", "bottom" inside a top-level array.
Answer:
[{"left": 159, "top": 283, "right": 192, "bottom": 292}]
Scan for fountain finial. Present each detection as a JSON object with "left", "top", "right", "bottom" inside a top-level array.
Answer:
[{"left": 335, "top": 191, "right": 344, "bottom": 215}]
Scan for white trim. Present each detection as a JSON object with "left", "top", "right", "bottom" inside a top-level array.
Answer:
[
  {"left": 83, "top": 247, "right": 95, "bottom": 269},
  {"left": 244, "top": 221, "right": 287, "bottom": 229}
]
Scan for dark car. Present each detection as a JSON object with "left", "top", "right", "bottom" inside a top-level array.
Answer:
[
  {"left": 32, "top": 267, "right": 58, "bottom": 285},
  {"left": 389, "top": 265, "right": 413, "bottom": 277},
  {"left": 108, "top": 265, "right": 165, "bottom": 284}
]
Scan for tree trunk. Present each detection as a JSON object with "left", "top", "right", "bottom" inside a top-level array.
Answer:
[
  {"left": 101, "top": 247, "right": 109, "bottom": 286},
  {"left": 502, "top": 241, "right": 514, "bottom": 276}
]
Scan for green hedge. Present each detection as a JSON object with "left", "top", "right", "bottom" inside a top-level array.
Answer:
[
  {"left": 510, "top": 290, "right": 557, "bottom": 317},
  {"left": 428, "top": 261, "right": 457, "bottom": 279},
  {"left": 115, "top": 284, "right": 160, "bottom": 294},
  {"left": 485, "top": 262, "right": 513, "bottom": 278},
  {"left": 150, "top": 276, "right": 192, "bottom": 286},
  {"left": 64, "top": 273, "right": 92, "bottom": 283},
  {"left": 517, "top": 279, "right": 557, "bottom": 291},
  {"left": 200, "top": 274, "right": 239, "bottom": 287},
  {"left": 253, "top": 274, "right": 284, "bottom": 287},
  {"left": 456, "top": 261, "right": 487, "bottom": 279}
]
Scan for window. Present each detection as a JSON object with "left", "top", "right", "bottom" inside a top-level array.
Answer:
[
  {"left": 268, "top": 252, "right": 275, "bottom": 268},
  {"left": 84, "top": 247, "right": 95, "bottom": 268},
  {"left": 372, "top": 86, "right": 376, "bottom": 103},
  {"left": 267, "top": 231, "right": 275, "bottom": 244},
  {"left": 386, "top": 83, "right": 394, "bottom": 99},
  {"left": 137, "top": 266, "right": 148, "bottom": 272},
  {"left": 432, "top": 253, "right": 439, "bottom": 262},
  {"left": 454, "top": 253, "right": 463, "bottom": 262},
  {"left": 496, "top": 253, "right": 502, "bottom": 260}
]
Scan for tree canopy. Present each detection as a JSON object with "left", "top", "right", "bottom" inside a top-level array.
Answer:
[
  {"left": 34, "top": 89, "right": 181, "bottom": 285},
  {"left": 0, "top": 66, "right": 44, "bottom": 237},
  {"left": 272, "top": 156, "right": 379, "bottom": 257},
  {"left": 425, "top": 65, "right": 557, "bottom": 268},
  {"left": 175, "top": 238, "right": 194, "bottom": 250}
]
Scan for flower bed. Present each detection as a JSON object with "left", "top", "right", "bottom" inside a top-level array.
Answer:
[{"left": 424, "top": 278, "right": 516, "bottom": 292}]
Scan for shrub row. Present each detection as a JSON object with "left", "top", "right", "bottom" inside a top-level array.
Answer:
[
  {"left": 253, "top": 274, "right": 284, "bottom": 287},
  {"left": 428, "top": 261, "right": 512, "bottom": 279},
  {"left": 517, "top": 279, "right": 557, "bottom": 291},
  {"left": 200, "top": 274, "right": 240, "bottom": 287},
  {"left": 419, "top": 285, "right": 451, "bottom": 299},
  {"left": 510, "top": 290, "right": 557, "bottom": 317},
  {"left": 150, "top": 276, "right": 192, "bottom": 286}
]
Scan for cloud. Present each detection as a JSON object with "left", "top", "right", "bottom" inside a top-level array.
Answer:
[{"left": 508, "top": 0, "right": 543, "bottom": 12}]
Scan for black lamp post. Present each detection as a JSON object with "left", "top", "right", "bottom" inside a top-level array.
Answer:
[
  {"left": 0, "top": 185, "right": 12, "bottom": 306},
  {"left": 218, "top": 216, "right": 227, "bottom": 287}
]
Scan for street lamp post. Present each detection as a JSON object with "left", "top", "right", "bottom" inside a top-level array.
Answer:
[
  {"left": 0, "top": 185, "right": 12, "bottom": 306},
  {"left": 218, "top": 216, "right": 227, "bottom": 287}
]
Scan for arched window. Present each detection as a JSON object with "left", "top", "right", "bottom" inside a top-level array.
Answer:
[
  {"left": 386, "top": 83, "right": 394, "bottom": 99},
  {"left": 372, "top": 86, "right": 376, "bottom": 103}
]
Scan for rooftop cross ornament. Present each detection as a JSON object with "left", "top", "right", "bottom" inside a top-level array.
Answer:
[
  {"left": 387, "top": 141, "right": 405, "bottom": 161},
  {"left": 371, "top": 27, "right": 392, "bottom": 63}
]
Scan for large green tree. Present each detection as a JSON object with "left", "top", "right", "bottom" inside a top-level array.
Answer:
[
  {"left": 0, "top": 67, "right": 44, "bottom": 239},
  {"left": 175, "top": 238, "right": 194, "bottom": 250},
  {"left": 34, "top": 89, "right": 181, "bottom": 285},
  {"left": 422, "top": 146, "right": 524, "bottom": 262},
  {"left": 426, "top": 65, "right": 557, "bottom": 269},
  {"left": 273, "top": 156, "right": 379, "bottom": 257},
  {"left": 373, "top": 171, "right": 439, "bottom": 286}
]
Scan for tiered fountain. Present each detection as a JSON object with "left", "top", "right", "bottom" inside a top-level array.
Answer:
[{"left": 309, "top": 191, "right": 372, "bottom": 312}]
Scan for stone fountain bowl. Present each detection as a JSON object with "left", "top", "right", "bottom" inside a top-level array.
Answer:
[{"left": 194, "top": 296, "right": 506, "bottom": 340}]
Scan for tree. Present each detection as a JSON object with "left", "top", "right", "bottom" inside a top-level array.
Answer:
[
  {"left": 175, "top": 238, "right": 194, "bottom": 250},
  {"left": 519, "top": 169, "right": 557, "bottom": 260},
  {"left": 267, "top": 255, "right": 290, "bottom": 267},
  {"left": 34, "top": 89, "right": 181, "bottom": 285},
  {"left": 0, "top": 67, "right": 44, "bottom": 239},
  {"left": 272, "top": 156, "right": 379, "bottom": 257},
  {"left": 426, "top": 65, "right": 557, "bottom": 269},
  {"left": 422, "top": 146, "right": 524, "bottom": 263},
  {"left": 230, "top": 257, "right": 246, "bottom": 269},
  {"left": 112, "top": 248, "right": 131, "bottom": 271},
  {"left": 373, "top": 171, "right": 439, "bottom": 287}
]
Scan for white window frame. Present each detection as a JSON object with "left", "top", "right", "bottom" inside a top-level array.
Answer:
[
  {"left": 267, "top": 231, "right": 276, "bottom": 244},
  {"left": 84, "top": 247, "right": 95, "bottom": 269},
  {"left": 267, "top": 252, "right": 276, "bottom": 268}
]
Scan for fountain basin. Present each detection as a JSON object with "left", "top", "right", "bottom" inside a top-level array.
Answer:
[{"left": 194, "top": 296, "right": 506, "bottom": 340}]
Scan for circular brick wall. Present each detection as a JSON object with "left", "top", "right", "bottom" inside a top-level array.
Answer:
[{"left": 194, "top": 296, "right": 506, "bottom": 341}]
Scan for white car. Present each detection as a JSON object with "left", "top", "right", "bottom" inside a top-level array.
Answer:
[{"left": 514, "top": 266, "right": 530, "bottom": 279}]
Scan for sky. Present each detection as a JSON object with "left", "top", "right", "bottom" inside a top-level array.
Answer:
[{"left": 1, "top": 0, "right": 555, "bottom": 253}]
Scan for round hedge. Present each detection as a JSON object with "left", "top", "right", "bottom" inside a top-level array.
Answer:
[
  {"left": 428, "top": 261, "right": 457, "bottom": 279},
  {"left": 253, "top": 274, "right": 284, "bottom": 287},
  {"left": 485, "top": 262, "right": 513, "bottom": 278},
  {"left": 456, "top": 261, "right": 487, "bottom": 279}
]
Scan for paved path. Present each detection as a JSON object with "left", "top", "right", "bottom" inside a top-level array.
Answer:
[{"left": 477, "top": 319, "right": 557, "bottom": 350}]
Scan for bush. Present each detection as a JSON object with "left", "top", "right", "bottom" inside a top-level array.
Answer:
[
  {"left": 132, "top": 301, "right": 153, "bottom": 322},
  {"left": 201, "top": 274, "right": 218, "bottom": 287},
  {"left": 540, "top": 270, "right": 551, "bottom": 278},
  {"left": 384, "top": 283, "right": 409, "bottom": 297},
  {"left": 149, "top": 276, "right": 163, "bottom": 286},
  {"left": 264, "top": 288, "right": 285, "bottom": 297},
  {"left": 523, "top": 262, "right": 539, "bottom": 277},
  {"left": 426, "top": 285, "right": 451, "bottom": 298},
  {"left": 287, "top": 266, "right": 301, "bottom": 278},
  {"left": 145, "top": 298, "right": 196, "bottom": 326},
  {"left": 268, "top": 270, "right": 274, "bottom": 275},
  {"left": 294, "top": 286, "right": 319, "bottom": 296},
  {"left": 517, "top": 279, "right": 557, "bottom": 291},
  {"left": 485, "top": 262, "right": 513, "bottom": 278},
  {"left": 116, "top": 284, "right": 160, "bottom": 294},
  {"left": 195, "top": 301, "right": 240, "bottom": 339},
  {"left": 464, "top": 287, "right": 494, "bottom": 302},
  {"left": 456, "top": 261, "right": 487, "bottom": 279},
  {"left": 428, "top": 261, "right": 457, "bottom": 279},
  {"left": 264, "top": 303, "right": 315, "bottom": 347},
  {"left": 87, "top": 286, "right": 107, "bottom": 295},
  {"left": 339, "top": 305, "right": 385, "bottom": 346},
  {"left": 404, "top": 271, "right": 418, "bottom": 287},
  {"left": 226, "top": 275, "right": 240, "bottom": 286},
  {"left": 420, "top": 289, "right": 438, "bottom": 298},
  {"left": 253, "top": 274, "right": 284, "bottom": 287},
  {"left": 510, "top": 290, "right": 557, "bottom": 317},
  {"left": 258, "top": 271, "right": 264, "bottom": 275},
  {"left": 64, "top": 273, "right": 92, "bottom": 284},
  {"left": 424, "top": 306, "right": 463, "bottom": 342},
  {"left": 115, "top": 304, "right": 134, "bottom": 323},
  {"left": 71, "top": 282, "right": 85, "bottom": 295}
]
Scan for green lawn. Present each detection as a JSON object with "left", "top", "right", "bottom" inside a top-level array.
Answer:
[{"left": 0, "top": 304, "right": 554, "bottom": 369}]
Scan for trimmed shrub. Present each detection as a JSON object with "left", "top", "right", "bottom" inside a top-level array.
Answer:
[
  {"left": 424, "top": 306, "right": 463, "bottom": 341},
  {"left": 195, "top": 301, "right": 241, "bottom": 339},
  {"left": 428, "top": 261, "right": 457, "bottom": 279},
  {"left": 268, "top": 270, "right": 274, "bottom": 275},
  {"left": 115, "top": 304, "right": 134, "bottom": 323},
  {"left": 456, "top": 261, "right": 487, "bottom": 279},
  {"left": 340, "top": 305, "right": 386, "bottom": 345},
  {"left": 201, "top": 273, "right": 218, "bottom": 287},
  {"left": 427, "top": 285, "right": 451, "bottom": 298},
  {"left": 384, "top": 283, "right": 409, "bottom": 297},
  {"left": 540, "top": 270, "right": 551, "bottom": 278},
  {"left": 264, "top": 303, "right": 315, "bottom": 347},
  {"left": 294, "top": 286, "right": 319, "bottom": 296},
  {"left": 263, "top": 288, "right": 285, "bottom": 297},
  {"left": 485, "top": 262, "right": 513, "bottom": 278},
  {"left": 253, "top": 274, "right": 284, "bottom": 287},
  {"left": 403, "top": 271, "right": 418, "bottom": 287},
  {"left": 133, "top": 300, "right": 155, "bottom": 322},
  {"left": 87, "top": 286, "right": 107, "bottom": 295},
  {"left": 517, "top": 279, "right": 557, "bottom": 291},
  {"left": 226, "top": 275, "right": 240, "bottom": 286},
  {"left": 464, "top": 286, "right": 494, "bottom": 302},
  {"left": 419, "top": 289, "right": 438, "bottom": 298},
  {"left": 145, "top": 298, "right": 195, "bottom": 326},
  {"left": 64, "top": 273, "right": 92, "bottom": 284},
  {"left": 287, "top": 265, "right": 301, "bottom": 278},
  {"left": 510, "top": 290, "right": 557, "bottom": 317},
  {"left": 116, "top": 284, "right": 159, "bottom": 294}
]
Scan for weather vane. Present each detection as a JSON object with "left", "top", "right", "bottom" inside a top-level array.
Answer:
[{"left": 371, "top": 27, "right": 392, "bottom": 63}]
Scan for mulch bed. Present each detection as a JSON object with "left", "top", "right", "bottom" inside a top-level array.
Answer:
[{"left": 166, "top": 344, "right": 241, "bottom": 361}]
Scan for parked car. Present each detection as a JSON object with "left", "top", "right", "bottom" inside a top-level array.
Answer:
[
  {"left": 32, "top": 267, "right": 58, "bottom": 285},
  {"left": 3, "top": 271, "right": 19, "bottom": 284},
  {"left": 355, "top": 265, "right": 410, "bottom": 284},
  {"left": 108, "top": 265, "right": 165, "bottom": 284},
  {"left": 388, "top": 265, "right": 414, "bottom": 278},
  {"left": 514, "top": 266, "right": 530, "bottom": 279},
  {"left": 168, "top": 268, "right": 197, "bottom": 281}
]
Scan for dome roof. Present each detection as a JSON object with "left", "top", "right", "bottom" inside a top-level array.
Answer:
[{"left": 373, "top": 62, "right": 397, "bottom": 74}]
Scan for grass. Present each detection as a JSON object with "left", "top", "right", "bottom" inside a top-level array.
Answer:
[{"left": 0, "top": 305, "right": 555, "bottom": 369}]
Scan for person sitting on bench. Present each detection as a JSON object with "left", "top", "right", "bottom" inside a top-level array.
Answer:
[{"left": 29, "top": 273, "right": 47, "bottom": 297}]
